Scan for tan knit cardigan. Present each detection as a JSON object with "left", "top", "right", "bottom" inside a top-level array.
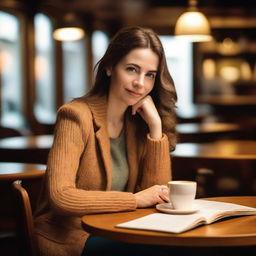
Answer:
[{"left": 34, "top": 95, "right": 171, "bottom": 256}]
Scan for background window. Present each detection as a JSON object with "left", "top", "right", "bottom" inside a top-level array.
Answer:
[
  {"left": 0, "top": 11, "right": 23, "bottom": 128},
  {"left": 62, "top": 40, "right": 87, "bottom": 103},
  {"left": 92, "top": 30, "right": 109, "bottom": 68},
  {"left": 34, "top": 13, "right": 56, "bottom": 123},
  {"left": 160, "top": 36, "right": 193, "bottom": 116}
]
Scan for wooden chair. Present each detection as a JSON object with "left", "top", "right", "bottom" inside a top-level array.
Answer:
[{"left": 12, "top": 182, "right": 40, "bottom": 256}]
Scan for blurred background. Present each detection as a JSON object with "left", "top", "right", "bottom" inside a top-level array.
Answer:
[
  {"left": 0, "top": 0, "right": 256, "bottom": 135},
  {"left": 1, "top": 1, "right": 256, "bottom": 255}
]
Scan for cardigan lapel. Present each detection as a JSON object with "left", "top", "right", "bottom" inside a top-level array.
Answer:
[
  {"left": 125, "top": 117, "right": 139, "bottom": 192},
  {"left": 85, "top": 96, "right": 112, "bottom": 190},
  {"left": 95, "top": 127, "right": 112, "bottom": 190}
]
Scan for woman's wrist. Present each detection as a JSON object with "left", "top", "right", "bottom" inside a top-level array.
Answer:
[{"left": 148, "top": 120, "right": 162, "bottom": 139}]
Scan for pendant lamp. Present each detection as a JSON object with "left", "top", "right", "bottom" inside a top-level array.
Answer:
[
  {"left": 53, "top": 13, "right": 85, "bottom": 41},
  {"left": 174, "top": 0, "right": 212, "bottom": 42}
]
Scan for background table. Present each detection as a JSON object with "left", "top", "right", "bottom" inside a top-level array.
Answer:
[
  {"left": 82, "top": 196, "right": 256, "bottom": 247},
  {"left": 0, "top": 162, "right": 46, "bottom": 212},
  {"left": 172, "top": 140, "right": 256, "bottom": 160},
  {"left": 171, "top": 140, "right": 256, "bottom": 196},
  {"left": 176, "top": 122, "right": 241, "bottom": 143},
  {"left": 0, "top": 162, "right": 46, "bottom": 181},
  {"left": 0, "top": 135, "right": 53, "bottom": 164},
  {"left": 0, "top": 162, "right": 46, "bottom": 239}
]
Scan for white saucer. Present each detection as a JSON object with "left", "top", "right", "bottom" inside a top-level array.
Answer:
[{"left": 156, "top": 203, "right": 198, "bottom": 214}]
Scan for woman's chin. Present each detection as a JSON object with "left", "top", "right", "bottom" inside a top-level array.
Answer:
[{"left": 127, "top": 99, "right": 141, "bottom": 106}]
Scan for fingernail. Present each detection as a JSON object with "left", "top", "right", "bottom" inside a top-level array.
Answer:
[{"left": 164, "top": 196, "right": 170, "bottom": 203}]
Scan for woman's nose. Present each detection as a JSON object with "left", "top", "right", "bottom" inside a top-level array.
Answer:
[{"left": 133, "top": 75, "right": 144, "bottom": 88}]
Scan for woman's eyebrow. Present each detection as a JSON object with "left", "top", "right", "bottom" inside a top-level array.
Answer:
[
  {"left": 127, "top": 63, "right": 157, "bottom": 73},
  {"left": 126, "top": 63, "right": 140, "bottom": 68}
]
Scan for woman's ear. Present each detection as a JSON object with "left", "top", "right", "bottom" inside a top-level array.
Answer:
[{"left": 106, "top": 67, "right": 112, "bottom": 77}]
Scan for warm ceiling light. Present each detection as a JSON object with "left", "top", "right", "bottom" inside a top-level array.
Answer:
[
  {"left": 53, "top": 27, "right": 84, "bottom": 41},
  {"left": 53, "top": 13, "right": 85, "bottom": 41},
  {"left": 174, "top": 0, "right": 212, "bottom": 42}
]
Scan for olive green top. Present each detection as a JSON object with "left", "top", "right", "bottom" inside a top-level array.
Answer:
[{"left": 110, "top": 129, "right": 129, "bottom": 191}]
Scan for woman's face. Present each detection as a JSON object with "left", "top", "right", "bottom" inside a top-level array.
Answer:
[{"left": 107, "top": 48, "right": 159, "bottom": 107}]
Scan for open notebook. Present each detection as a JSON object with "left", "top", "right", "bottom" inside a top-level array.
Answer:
[{"left": 116, "top": 199, "right": 256, "bottom": 234}]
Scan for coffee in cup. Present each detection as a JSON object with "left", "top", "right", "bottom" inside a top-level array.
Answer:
[{"left": 168, "top": 180, "right": 197, "bottom": 210}]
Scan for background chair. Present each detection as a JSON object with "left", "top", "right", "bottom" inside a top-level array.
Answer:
[
  {"left": 0, "top": 126, "right": 23, "bottom": 139},
  {"left": 12, "top": 182, "right": 40, "bottom": 256}
]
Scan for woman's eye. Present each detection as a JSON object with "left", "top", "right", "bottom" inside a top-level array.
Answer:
[
  {"left": 146, "top": 72, "right": 156, "bottom": 79},
  {"left": 126, "top": 67, "right": 137, "bottom": 72}
]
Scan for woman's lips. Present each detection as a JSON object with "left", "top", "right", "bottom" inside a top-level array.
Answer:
[{"left": 125, "top": 89, "right": 142, "bottom": 97}]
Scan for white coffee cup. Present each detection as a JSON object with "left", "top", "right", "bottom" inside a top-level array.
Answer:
[{"left": 168, "top": 180, "right": 197, "bottom": 210}]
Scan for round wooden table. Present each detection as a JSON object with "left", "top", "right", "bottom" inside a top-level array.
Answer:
[
  {"left": 0, "top": 135, "right": 53, "bottom": 164},
  {"left": 82, "top": 197, "right": 256, "bottom": 247},
  {"left": 171, "top": 140, "right": 256, "bottom": 196}
]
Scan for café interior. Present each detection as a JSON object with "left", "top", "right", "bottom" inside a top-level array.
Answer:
[{"left": 0, "top": 0, "right": 256, "bottom": 255}]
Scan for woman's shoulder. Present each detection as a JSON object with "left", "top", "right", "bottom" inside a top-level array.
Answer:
[
  {"left": 59, "top": 96, "right": 91, "bottom": 110},
  {"left": 57, "top": 96, "right": 92, "bottom": 120},
  {"left": 57, "top": 95, "right": 107, "bottom": 126},
  {"left": 59, "top": 95, "right": 106, "bottom": 110}
]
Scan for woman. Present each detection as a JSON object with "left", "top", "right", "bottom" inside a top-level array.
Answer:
[{"left": 34, "top": 26, "right": 177, "bottom": 256}]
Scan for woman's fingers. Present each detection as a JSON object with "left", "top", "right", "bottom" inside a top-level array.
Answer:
[
  {"left": 131, "top": 96, "right": 162, "bottom": 139},
  {"left": 132, "top": 95, "right": 153, "bottom": 115},
  {"left": 154, "top": 185, "right": 170, "bottom": 204},
  {"left": 159, "top": 185, "right": 170, "bottom": 203},
  {"left": 134, "top": 185, "right": 170, "bottom": 208},
  {"left": 132, "top": 98, "right": 145, "bottom": 115}
]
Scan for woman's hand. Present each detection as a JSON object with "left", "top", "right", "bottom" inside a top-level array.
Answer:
[
  {"left": 132, "top": 96, "right": 162, "bottom": 139},
  {"left": 134, "top": 185, "right": 169, "bottom": 208}
]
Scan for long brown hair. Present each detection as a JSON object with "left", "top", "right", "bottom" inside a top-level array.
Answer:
[{"left": 89, "top": 26, "right": 177, "bottom": 151}]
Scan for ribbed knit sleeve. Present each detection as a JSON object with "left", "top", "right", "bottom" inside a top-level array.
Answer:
[
  {"left": 47, "top": 103, "right": 136, "bottom": 216},
  {"left": 138, "top": 133, "right": 171, "bottom": 190}
]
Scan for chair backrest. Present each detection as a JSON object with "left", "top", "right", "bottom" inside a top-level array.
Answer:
[
  {"left": 12, "top": 182, "right": 40, "bottom": 256},
  {"left": 0, "top": 126, "right": 23, "bottom": 139}
]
